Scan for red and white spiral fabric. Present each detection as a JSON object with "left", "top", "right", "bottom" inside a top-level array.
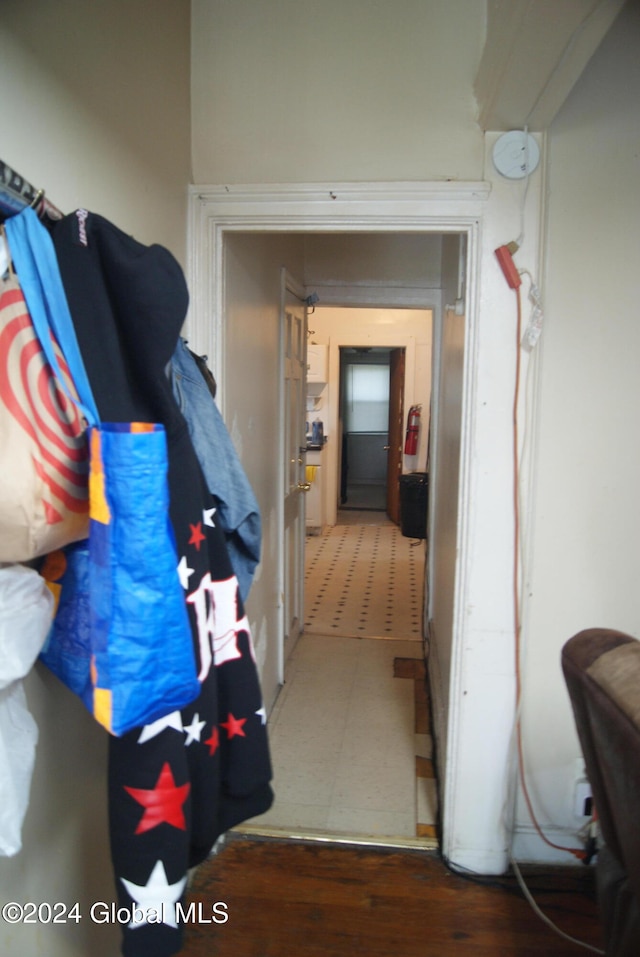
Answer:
[{"left": 0, "top": 277, "right": 89, "bottom": 560}]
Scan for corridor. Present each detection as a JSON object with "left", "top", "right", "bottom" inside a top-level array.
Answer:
[{"left": 240, "top": 511, "right": 438, "bottom": 845}]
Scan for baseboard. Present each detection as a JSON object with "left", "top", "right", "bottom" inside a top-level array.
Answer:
[{"left": 510, "top": 825, "right": 589, "bottom": 866}]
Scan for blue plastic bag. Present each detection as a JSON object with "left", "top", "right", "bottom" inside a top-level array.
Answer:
[
  {"left": 86, "top": 423, "right": 200, "bottom": 734},
  {"left": 40, "top": 541, "right": 93, "bottom": 702},
  {"left": 41, "top": 424, "right": 200, "bottom": 736}
]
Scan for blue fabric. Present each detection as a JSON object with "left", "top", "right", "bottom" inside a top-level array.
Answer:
[{"left": 169, "top": 338, "right": 262, "bottom": 602}]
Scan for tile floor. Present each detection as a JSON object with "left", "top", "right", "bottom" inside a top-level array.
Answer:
[
  {"left": 239, "top": 512, "right": 438, "bottom": 847},
  {"left": 304, "top": 517, "right": 425, "bottom": 640}
]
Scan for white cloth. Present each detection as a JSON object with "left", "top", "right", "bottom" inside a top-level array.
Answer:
[{"left": 0, "top": 564, "right": 53, "bottom": 855}]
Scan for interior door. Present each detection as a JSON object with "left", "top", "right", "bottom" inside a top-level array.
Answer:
[
  {"left": 386, "top": 347, "right": 405, "bottom": 524},
  {"left": 280, "top": 270, "right": 308, "bottom": 666}
]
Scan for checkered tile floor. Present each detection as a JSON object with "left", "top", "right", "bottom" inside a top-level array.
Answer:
[{"left": 304, "top": 518, "right": 425, "bottom": 640}]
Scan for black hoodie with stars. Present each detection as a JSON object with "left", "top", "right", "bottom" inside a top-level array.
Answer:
[{"left": 47, "top": 210, "right": 273, "bottom": 957}]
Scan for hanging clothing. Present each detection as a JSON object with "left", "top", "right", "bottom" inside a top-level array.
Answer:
[
  {"left": 169, "top": 338, "right": 262, "bottom": 603},
  {"left": 41, "top": 209, "right": 273, "bottom": 957}
]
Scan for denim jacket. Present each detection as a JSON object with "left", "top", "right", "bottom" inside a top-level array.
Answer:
[{"left": 169, "top": 338, "right": 261, "bottom": 601}]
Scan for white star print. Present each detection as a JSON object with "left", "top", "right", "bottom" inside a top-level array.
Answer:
[
  {"left": 183, "top": 712, "right": 206, "bottom": 746},
  {"left": 120, "top": 860, "right": 186, "bottom": 929},
  {"left": 255, "top": 706, "right": 267, "bottom": 725},
  {"left": 177, "top": 555, "right": 195, "bottom": 589},
  {"left": 203, "top": 506, "right": 217, "bottom": 527},
  {"left": 137, "top": 711, "right": 184, "bottom": 744}
]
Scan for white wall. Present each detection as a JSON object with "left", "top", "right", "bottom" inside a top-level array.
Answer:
[
  {"left": 1, "top": 0, "right": 190, "bottom": 260},
  {"left": 514, "top": 0, "right": 640, "bottom": 860},
  {"left": 191, "top": 0, "right": 486, "bottom": 184},
  {"left": 303, "top": 233, "right": 444, "bottom": 296},
  {"left": 0, "top": 4, "right": 191, "bottom": 955},
  {"left": 432, "top": 135, "right": 545, "bottom": 872}
]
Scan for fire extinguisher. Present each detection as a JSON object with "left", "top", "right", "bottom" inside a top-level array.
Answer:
[{"left": 404, "top": 405, "right": 421, "bottom": 455}]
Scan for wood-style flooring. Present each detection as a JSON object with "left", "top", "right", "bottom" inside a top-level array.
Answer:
[{"left": 180, "top": 835, "right": 604, "bottom": 956}]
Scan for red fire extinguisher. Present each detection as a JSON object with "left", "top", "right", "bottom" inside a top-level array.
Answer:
[{"left": 404, "top": 405, "right": 421, "bottom": 455}]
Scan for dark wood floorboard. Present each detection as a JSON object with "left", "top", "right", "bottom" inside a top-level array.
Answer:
[{"left": 180, "top": 836, "right": 603, "bottom": 956}]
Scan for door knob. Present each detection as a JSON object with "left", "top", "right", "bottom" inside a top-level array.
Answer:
[
  {"left": 383, "top": 445, "right": 390, "bottom": 450},
  {"left": 297, "top": 482, "right": 311, "bottom": 492}
]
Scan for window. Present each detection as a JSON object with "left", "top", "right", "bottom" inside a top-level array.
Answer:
[{"left": 344, "top": 363, "right": 390, "bottom": 433}]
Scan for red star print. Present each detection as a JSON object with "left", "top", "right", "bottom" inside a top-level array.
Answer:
[
  {"left": 124, "top": 762, "right": 190, "bottom": 834},
  {"left": 188, "top": 521, "right": 206, "bottom": 551},
  {"left": 205, "top": 726, "right": 220, "bottom": 755},
  {"left": 220, "top": 712, "right": 247, "bottom": 739}
]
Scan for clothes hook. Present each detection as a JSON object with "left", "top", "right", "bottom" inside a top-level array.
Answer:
[
  {"left": 304, "top": 292, "right": 319, "bottom": 315},
  {"left": 29, "top": 188, "right": 45, "bottom": 211}
]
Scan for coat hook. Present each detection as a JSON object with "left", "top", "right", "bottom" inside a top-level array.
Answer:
[
  {"left": 304, "top": 292, "right": 319, "bottom": 315},
  {"left": 29, "top": 188, "right": 45, "bottom": 210}
]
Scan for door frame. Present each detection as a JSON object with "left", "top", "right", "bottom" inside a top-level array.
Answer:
[
  {"left": 387, "top": 346, "right": 405, "bottom": 524},
  {"left": 186, "top": 180, "right": 492, "bottom": 868}
]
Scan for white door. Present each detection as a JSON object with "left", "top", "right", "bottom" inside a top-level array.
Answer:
[{"left": 280, "top": 269, "right": 308, "bottom": 667}]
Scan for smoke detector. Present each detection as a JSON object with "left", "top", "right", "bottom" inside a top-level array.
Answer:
[{"left": 492, "top": 131, "right": 540, "bottom": 179}]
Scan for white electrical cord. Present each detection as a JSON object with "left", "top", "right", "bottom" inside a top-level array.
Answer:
[
  {"left": 510, "top": 855, "right": 605, "bottom": 955},
  {"left": 515, "top": 127, "right": 531, "bottom": 249},
  {"left": 519, "top": 268, "right": 544, "bottom": 349}
]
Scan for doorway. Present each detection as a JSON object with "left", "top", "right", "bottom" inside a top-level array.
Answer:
[
  {"left": 258, "top": 307, "right": 433, "bottom": 846},
  {"left": 307, "top": 306, "right": 432, "bottom": 533},
  {"left": 339, "top": 346, "right": 404, "bottom": 519},
  {"left": 187, "top": 182, "right": 485, "bottom": 863}
]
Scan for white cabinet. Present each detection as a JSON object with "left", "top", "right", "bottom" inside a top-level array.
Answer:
[{"left": 307, "top": 344, "right": 328, "bottom": 396}]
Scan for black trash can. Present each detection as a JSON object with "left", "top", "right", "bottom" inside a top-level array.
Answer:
[{"left": 399, "top": 472, "right": 429, "bottom": 539}]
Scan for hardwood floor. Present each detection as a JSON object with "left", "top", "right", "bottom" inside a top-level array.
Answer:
[{"left": 180, "top": 835, "right": 604, "bottom": 956}]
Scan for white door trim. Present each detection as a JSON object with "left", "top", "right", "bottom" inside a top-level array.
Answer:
[
  {"left": 186, "top": 181, "right": 489, "bottom": 392},
  {"left": 186, "top": 180, "right": 489, "bottom": 861}
]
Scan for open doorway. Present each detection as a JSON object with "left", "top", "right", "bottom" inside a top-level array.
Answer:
[
  {"left": 305, "top": 306, "right": 432, "bottom": 534},
  {"left": 247, "top": 305, "right": 435, "bottom": 846},
  {"left": 339, "top": 346, "right": 404, "bottom": 520},
  {"left": 188, "top": 187, "right": 481, "bottom": 860}
]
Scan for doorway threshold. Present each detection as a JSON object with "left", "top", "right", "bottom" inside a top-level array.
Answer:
[{"left": 231, "top": 822, "right": 438, "bottom": 853}]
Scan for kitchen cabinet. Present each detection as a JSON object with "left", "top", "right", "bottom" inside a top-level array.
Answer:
[{"left": 307, "top": 344, "right": 328, "bottom": 396}]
